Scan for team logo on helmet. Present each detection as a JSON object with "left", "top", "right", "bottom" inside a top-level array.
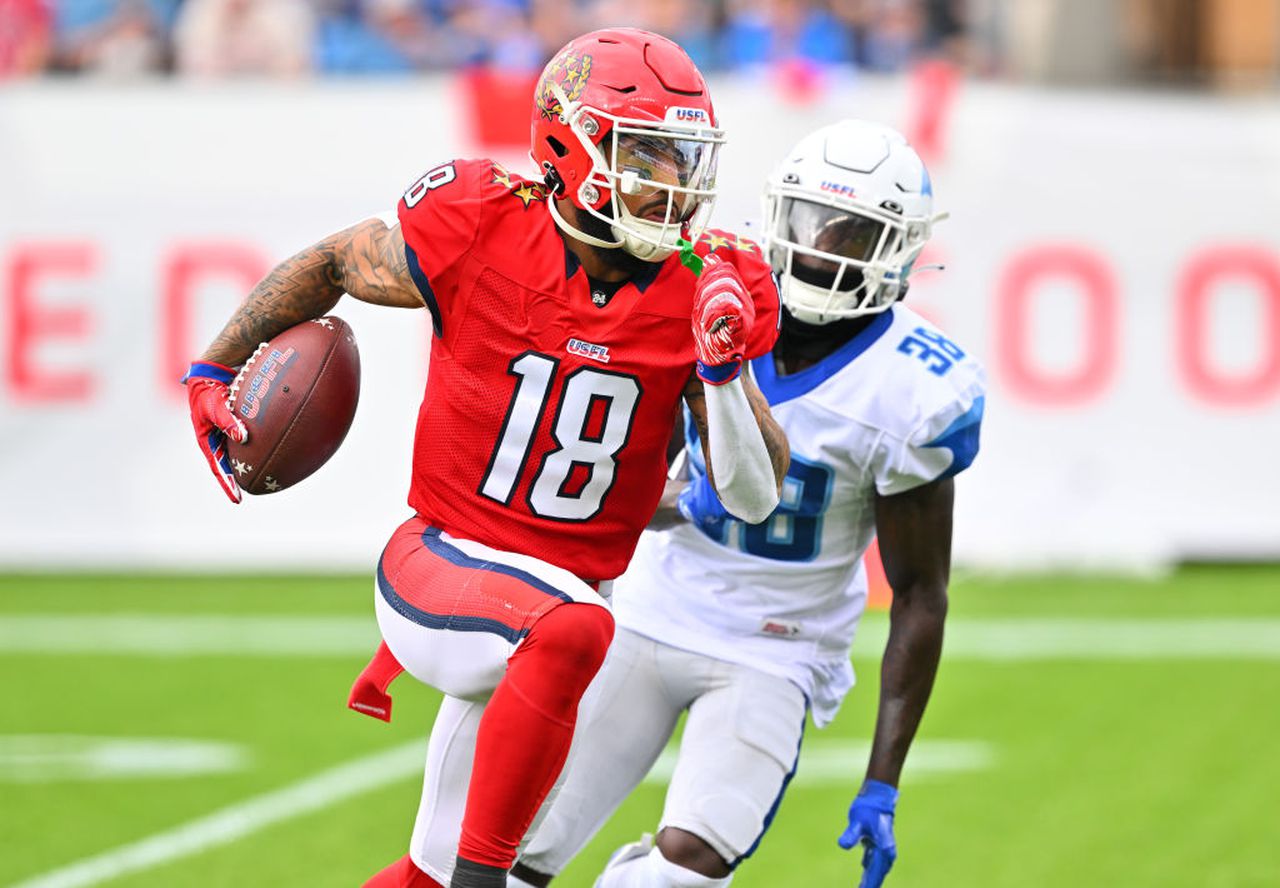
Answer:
[{"left": 536, "top": 49, "right": 594, "bottom": 121}]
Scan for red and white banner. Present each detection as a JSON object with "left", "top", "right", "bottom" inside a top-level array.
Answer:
[{"left": 1, "top": 78, "right": 1276, "bottom": 570}]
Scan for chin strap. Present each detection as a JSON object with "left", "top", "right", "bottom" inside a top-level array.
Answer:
[
  {"left": 548, "top": 196, "right": 623, "bottom": 250},
  {"left": 550, "top": 196, "right": 682, "bottom": 262}
]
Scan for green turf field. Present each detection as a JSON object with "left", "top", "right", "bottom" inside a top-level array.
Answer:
[{"left": 2, "top": 566, "right": 1278, "bottom": 887}]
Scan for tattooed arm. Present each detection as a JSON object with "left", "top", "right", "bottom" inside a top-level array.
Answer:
[
  {"left": 684, "top": 370, "right": 789, "bottom": 515},
  {"left": 201, "top": 219, "right": 422, "bottom": 366}
]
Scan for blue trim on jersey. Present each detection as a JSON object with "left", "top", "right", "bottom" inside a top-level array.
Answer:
[
  {"left": 404, "top": 242, "right": 443, "bottom": 337},
  {"left": 629, "top": 258, "right": 662, "bottom": 293},
  {"left": 683, "top": 406, "right": 710, "bottom": 482},
  {"left": 376, "top": 558, "right": 529, "bottom": 644},
  {"left": 750, "top": 309, "right": 895, "bottom": 405},
  {"left": 418, "top": 526, "right": 575, "bottom": 604},
  {"left": 731, "top": 710, "right": 807, "bottom": 870},
  {"left": 563, "top": 242, "right": 581, "bottom": 278},
  {"left": 560, "top": 241, "right": 661, "bottom": 292},
  {"left": 924, "top": 394, "right": 984, "bottom": 479}
]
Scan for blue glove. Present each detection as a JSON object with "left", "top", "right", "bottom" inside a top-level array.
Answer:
[
  {"left": 675, "top": 474, "right": 729, "bottom": 533},
  {"left": 838, "top": 780, "right": 898, "bottom": 888}
]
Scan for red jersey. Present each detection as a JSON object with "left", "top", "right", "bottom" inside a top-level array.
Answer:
[{"left": 396, "top": 158, "right": 779, "bottom": 581}]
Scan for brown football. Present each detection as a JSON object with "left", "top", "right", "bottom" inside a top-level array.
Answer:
[{"left": 226, "top": 316, "right": 360, "bottom": 495}]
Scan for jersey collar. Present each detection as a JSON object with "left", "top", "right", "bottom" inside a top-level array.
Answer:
[
  {"left": 562, "top": 240, "right": 663, "bottom": 293},
  {"left": 751, "top": 307, "right": 896, "bottom": 405}
]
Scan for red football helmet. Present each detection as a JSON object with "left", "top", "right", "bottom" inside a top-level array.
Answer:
[{"left": 531, "top": 28, "right": 725, "bottom": 261}]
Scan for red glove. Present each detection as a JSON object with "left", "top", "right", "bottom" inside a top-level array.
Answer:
[
  {"left": 692, "top": 254, "right": 756, "bottom": 385},
  {"left": 183, "top": 361, "right": 248, "bottom": 504}
]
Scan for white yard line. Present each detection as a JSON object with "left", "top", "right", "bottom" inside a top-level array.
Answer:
[
  {"left": 2, "top": 615, "right": 1279, "bottom": 659},
  {"left": 7, "top": 735, "right": 981, "bottom": 888},
  {"left": 7, "top": 741, "right": 425, "bottom": 888},
  {"left": 855, "top": 617, "right": 1280, "bottom": 660},
  {"left": 0, "top": 615, "right": 378, "bottom": 657},
  {"left": 643, "top": 739, "right": 994, "bottom": 787},
  {"left": 0, "top": 736, "right": 248, "bottom": 783}
]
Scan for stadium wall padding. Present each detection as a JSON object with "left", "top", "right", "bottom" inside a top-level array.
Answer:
[{"left": 0, "top": 76, "right": 1277, "bottom": 570}]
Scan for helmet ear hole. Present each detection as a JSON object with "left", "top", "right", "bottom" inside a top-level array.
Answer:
[
  {"left": 541, "top": 163, "right": 566, "bottom": 197},
  {"left": 547, "top": 136, "right": 570, "bottom": 158}
]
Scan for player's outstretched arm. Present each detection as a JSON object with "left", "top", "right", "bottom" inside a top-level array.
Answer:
[
  {"left": 838, "top": 476, "right": 954, "bottom": 887},
  {"left": 199, "top": 218, "right": 422, "bottom": 368}
]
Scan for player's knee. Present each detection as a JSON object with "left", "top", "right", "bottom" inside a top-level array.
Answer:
[
  {"left": 526, "top": 603, "right": 614, "bottom": 681},
  {"left": 656, "top": 827, "right": 732, "bottom": 880}
]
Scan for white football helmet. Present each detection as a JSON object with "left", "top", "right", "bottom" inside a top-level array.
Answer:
[{"left": 762, "top": 120, "right": 944, "bottom": 324}]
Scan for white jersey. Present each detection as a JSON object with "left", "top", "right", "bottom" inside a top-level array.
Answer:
[{"left": 614, "top": 304, "right": 986, "bottom": 726}]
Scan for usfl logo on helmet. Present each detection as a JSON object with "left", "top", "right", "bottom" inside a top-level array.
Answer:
[{"left": 536, "top": 49, "right": 594, "bottom": 121}]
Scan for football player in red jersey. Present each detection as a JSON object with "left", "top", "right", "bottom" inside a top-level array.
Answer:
[{"left": 181, "top": 28, "right": 789, "bottom": 888}]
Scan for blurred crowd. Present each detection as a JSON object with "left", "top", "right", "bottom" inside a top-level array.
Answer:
[{"left": 0, "top": 0, "right": 979, "bottom": 79}]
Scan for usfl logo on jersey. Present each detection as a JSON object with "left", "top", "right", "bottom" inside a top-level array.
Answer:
[
  {"left": 536, "top": 48, "right": 593, "bottom": 121},
  {"left": 567, "top": 338, "right": 611, "bottom": 363}
]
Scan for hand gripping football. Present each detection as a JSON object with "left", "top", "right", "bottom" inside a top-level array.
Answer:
[{"left": 226, "top": 316, "right": 360, "bottom": 495}]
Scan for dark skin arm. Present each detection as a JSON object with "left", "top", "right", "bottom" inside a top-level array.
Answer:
[
  {"left": 864, "top": 475, "right": 954, "bottom": 786},
  {"left": 201, "top": 219, "right": 422, "bottom": 366}
]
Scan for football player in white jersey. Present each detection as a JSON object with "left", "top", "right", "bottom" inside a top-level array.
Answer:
[{"left": 507, "top": 119, "right": 985, "bottom": 888}]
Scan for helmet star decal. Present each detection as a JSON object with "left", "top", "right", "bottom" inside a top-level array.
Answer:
[{"left": 536, "top": 49, "right": 594, "bottom": 121}]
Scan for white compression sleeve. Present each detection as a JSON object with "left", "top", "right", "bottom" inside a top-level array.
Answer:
[{"left": 703, "top": 372, "right": 779, "bottom": 524}]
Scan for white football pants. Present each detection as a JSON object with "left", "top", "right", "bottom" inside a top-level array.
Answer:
[{"left": 517, "top": 627, "right": 808, "bottom": 877}]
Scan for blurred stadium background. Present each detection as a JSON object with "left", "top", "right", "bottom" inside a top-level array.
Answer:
[{"left": 2, "top": 1, "right": 1279, "bottom": 886}]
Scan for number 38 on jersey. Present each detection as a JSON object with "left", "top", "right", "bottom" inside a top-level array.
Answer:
[{"left": 479, "top": 352, "right": 641, "bottom": 521}]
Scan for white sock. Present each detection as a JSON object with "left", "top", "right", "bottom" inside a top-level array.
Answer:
[{"left": 597, "top": 847, "right": 733, "bottom": 888}]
